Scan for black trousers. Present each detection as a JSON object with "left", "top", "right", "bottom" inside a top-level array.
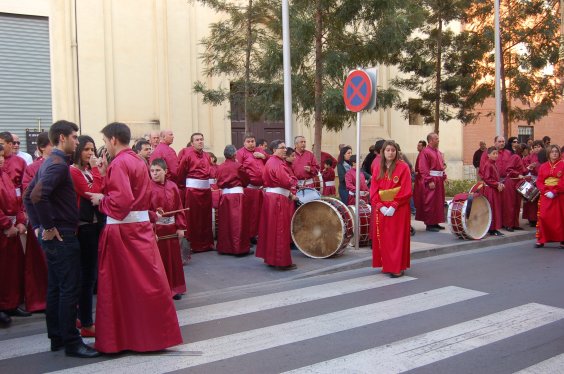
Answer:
[
  {"left": 41, "top": 229, "right": 82, "bottom": 346},
  {"left": 77, "top": 223, "right": 100, "bottom": 327}
]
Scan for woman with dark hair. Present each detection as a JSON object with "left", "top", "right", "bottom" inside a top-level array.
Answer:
[
  {"left": 502, "top": 137, "right": 526, "bottom": 231},
  {"left": 70, "top": 135, "right": 104, "bottom": 337},
  {"left": 535, "top": 144, "right": 564, "bottom": 248},
  {"left": 370, "top": 140, "right": 412, "bottom": 278},
  {"left": 522, "top": 140, "right": 544, "bottom": 227},
  {"left": 337, "top": 146, "right": 353, "bottom": 203}
]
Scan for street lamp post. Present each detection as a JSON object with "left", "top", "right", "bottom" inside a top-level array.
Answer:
[
  {"left": 494, "top": 0, "right": 502, "bottom": 136},
  {"left": 282, "top": 0, "right": 293, "bottom": 145}
]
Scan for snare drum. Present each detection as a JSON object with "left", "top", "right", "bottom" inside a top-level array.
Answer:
[
  {"left": 296, "top": 187, "right": 321, "bottom": 205},
  {"left": 516, "top": 179, "right": 540, "bottom": 202},
  {"left": 291, "top": 197, "right": 353, "bottom": 258},
  {"left": 348, "top": 201, "right": 371, "bottom": 246},
  {"left": 447, "top": 193, "right": 491, "bottom": 240}
]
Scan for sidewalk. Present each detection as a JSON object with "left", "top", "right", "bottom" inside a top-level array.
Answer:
[{"left": 185, "top": 218, "right": 536, "bottom": 295}]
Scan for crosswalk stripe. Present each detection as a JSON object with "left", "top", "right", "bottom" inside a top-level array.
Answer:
[
  {"left": 514, "top": 353, "right": 564, "bottom": 374},
  {"left": 283, "top": 303, "right": 564, "bottom": 374},
  {"left": 0, "top": 274, "right": 413, "bottom": 361},
  {"left": 48, "top": 286, "right": 486, "bottom": 373}
]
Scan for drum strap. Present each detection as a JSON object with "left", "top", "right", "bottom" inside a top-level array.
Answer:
[{"left": 465, "top": 195, "right": 474, "bottom": 219}]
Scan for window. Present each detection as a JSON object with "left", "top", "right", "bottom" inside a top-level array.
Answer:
[{"left": 517, "top": 126, "right": 533, "bottom": 144}]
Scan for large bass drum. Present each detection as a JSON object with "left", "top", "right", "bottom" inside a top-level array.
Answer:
[
  {"left": 348, "top": 200, "right": 371, "bottom": 246},
  {"left": 447, "top": 193, "right": 491, "bottom": 240},
  {"left": 291, "top": 197, "right": 353, "bottom": 258}
]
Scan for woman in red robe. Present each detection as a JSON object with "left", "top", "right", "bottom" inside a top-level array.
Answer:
[
  {"left": 0, "top": 144, "right": 27, "bottom": 322},
  {"left": 535, "top": 145, "right": 564, "bottom": 248},
  {"left": 481, "top": 147, "right": 504, "bottom": 236},
  {"left": 216, "top": 145, "right": 251, "bottom": 256},
  {"left": 522, "top": 140, "right": 543, "bottom": 226},
  {"left": 370, "top": 140, "right": 412, "bottom": 277},
  {"left": 149, "top": 159, "right": 188, "bottom": 300},
  {"left": 88, "top": 122, "right": 182, "bottom": 353}
]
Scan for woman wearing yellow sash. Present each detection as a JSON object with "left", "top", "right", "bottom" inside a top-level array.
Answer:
[
  {"left": 370, "top": 141, "right": 413, "bottom": 277},
  {"left": 535, "top": 144, "right": 564, "bottom": 248}
]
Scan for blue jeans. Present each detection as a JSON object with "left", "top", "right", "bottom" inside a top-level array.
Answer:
[
  {"left": 77, "top": 223, "right": 100, "bottom": 327},
  {"left": 41, "top": 229, "right": 82, "bottom": 346}
]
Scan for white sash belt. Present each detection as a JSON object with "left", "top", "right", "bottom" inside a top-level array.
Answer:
[
  {"left": 7, "top": 216, "right": 16, "bottom": 225},
  {"left": 246, "top": 184, "right": 262, "bottom": 189},
  {"left": 186, "top": 178, "right": 210, "bottom": 189},
  {"left": 15, "top": 188, "right": 21, "bottom": 197},
  {"left": 209, "top": 178, "right": 217, "bottom": 185},
  {"left": 222, "top": 186, "right": 244, "bottom": 194},
  {"left": 106, "top": 210, "right": 149, "bottom": 225},
  {"left": 298, "top": 178, "right": 314, "bottom": 186},
  {"left": 349, "top": 191, "right": 369, "bottom": 196},
  {"left": 430, "top": 170, "right": 444, "bottom": 177},
  {"left": 325, "top": 181, "right": 335, "bottom": 186},
  {"left": 156, "top": 216, "right": 175, "bottom": 225},
  {"left": 264, "top": 187, "right": 290, "bottom": 197}
]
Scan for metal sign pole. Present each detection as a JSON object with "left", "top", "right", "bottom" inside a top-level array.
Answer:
[{"left": 355, "top": 111, "right": 361, "bottom": 251}]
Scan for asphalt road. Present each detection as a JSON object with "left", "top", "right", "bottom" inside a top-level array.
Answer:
[{"left": 1, "top": 238, "right": 564, "bottom": 373}]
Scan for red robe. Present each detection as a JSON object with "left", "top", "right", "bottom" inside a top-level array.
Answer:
[
  {"left": 370, "top": 161, "right": 412, "bottom": 273},
  {"left": 502, "top": 154, "right": 526, "bottom": 228},
  {"left": 210, "top": 163, "right": 221, "bottom": 210},
  {"left": 0, "top": 169, "right": 25, "bottom": 310},
  {"left": 345, "top": 167, "right": 369, "bottom": 205},
  {"left": 2, "top": 153, "right": 26, "bottom": 202},
  {"left": 178, "top": 147, "right": 214, "bottom": 252},
  {"left": 150, "top": 143, "right": 179, "bottom": 184},
  {"left": 149, "top": 180, "right": 187, "bottom": 296},
  {"left": 415, "top": 146, "right": 446, "bottom": 225},
  {"left": 292, "top": 149, "right": 320, "bottom": 187},
  {"left": 216, "top": 159, "right": 250, "bottom": 254},
  {"left": 320, "top": 151, "right": 337, "bottom": 168},
  {"left": 236, "top": 147, "right": 268, "bottom": 239},
  {"left": 535, "top": 160, "right": 564, "bottom": 244},
  {"left": 522, "top": 153, "right": 540, "bottom": 221},
  {"left": 481, "top": 159, "right": 503, "bottom": 231},
  {"left": 21, "top": 157, "right": 48, "bottom": 312},
  {"left": 321, "top": 167, "right": 336, "bottom": 196},
  {"left": 96, "top": 149, "right": 182, "bottom": 353},
  {"left": 256, "top": 155, "right": 298, "bottom": 266},
  {"left": 413, "top": 152, "right": 424, "bottom": 221}
]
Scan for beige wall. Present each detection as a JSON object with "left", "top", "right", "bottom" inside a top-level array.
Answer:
[{"left": 1, "top": 0, "right": 465, "bottom": 178}]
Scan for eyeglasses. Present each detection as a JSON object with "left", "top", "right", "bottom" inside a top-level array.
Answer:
[{"left": 13, "top": 141, "right": 20, "bottom": 145}]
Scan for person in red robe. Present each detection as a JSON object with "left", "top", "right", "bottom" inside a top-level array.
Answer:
[
  {"left": 236, "top": 135, "right": 268, "bottom": 243},
  {"left": 178, "top": 133, "right": 215, "bottom": 252},
  {"left": 522, "top": 140, "right": 543, "bottom": 226},
  {"left": 292, "top": 136, "right": 320, "bottom": 188},
  {"left": 0, "top": 144, "right": 27, "bottom": 326},
  {"left": 149, "top": 158, "right": 187, "bottom": 300},
  {"left": 87, "top": 122, "right": 182, "bottom": 353},
  {"left": 321, "top": 159, "right": 336, "bottom": 196},
  {"left": 415, "top": 133, "right": 447, "bottom": 231},
  {"left": 70, "top": 136, "right": 105, "bottom": 338},
  {"left": 256, "top": 140, "right": 299, "bottom": 270},
  {"left": 209, "top": 152, "right": 221, "bottom": 210},
  {"left": 149, "top": 130, "right": 179, "bottom": 183},
  {"left": 0, "top": 132, "right": 27, "bottom": 200},
  {"left": 345, "top": 155, "right": 369, "bottom": 205},
  {"left": 370, "top": 140, "right": 412, "bottom": 277},
  {"left": 481, "top": 147, "right": 505, "bottom": 236},
  {"left": 502, "top": 138, "right": 527, "bottom": 231},
  {"left": 21, "top": 132, "right": 51, "bottom": 314},
  {"left": 535, "top": 144, "right": 564, "bottom": 248},
  {"left": 413, "top": 140, "right": 426, "bottom": 219},
  {"left": 216, "top": 145, "right": 252, "bottom": 256}
]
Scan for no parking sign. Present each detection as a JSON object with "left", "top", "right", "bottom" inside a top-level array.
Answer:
[{"left": 343, "top": 69, "right": 377, "bottom": 112}]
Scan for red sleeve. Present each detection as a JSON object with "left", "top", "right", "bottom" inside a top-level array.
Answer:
[
  {"left": 310, "top": 153, "right": 320, "bottom": 175},
  {"left": 238, "top": 164, "right": 250, "bottom": 187},
  {"left": 172, "top": 184, "right": 187, "bottom": 230},
  {"left": 99, "top": 162, "right": 136, "bottom": 220},
  {"left": 70, "top": 167, "right": 103, "bottom": 200},
  {"left": 418, "top": 149, "right": 432, "bottom": 184},
  {"left": 389, "top": 163, "right": 413, "bottom": 209},
  {"left": 345, "top": 169, "right": 355, "bottom": 191},
  {"left": 481, "top": 163, "right": 499, "bottom": 188}
]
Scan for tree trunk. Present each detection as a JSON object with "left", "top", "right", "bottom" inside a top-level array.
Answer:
[
  {"left": 244, "top": 0, "right": 253, "bottom": 133},
  {"left": 313, "top": 0, "right": 323, "bottom": 161},
  {"left": 434, "top": 14, "right": 442, "bottom": 135}
]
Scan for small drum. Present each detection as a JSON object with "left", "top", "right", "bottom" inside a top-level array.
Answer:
[
  {"left": 291, "top": 197, "right": 353, "bottom": 258},
  {"left": 296, "top": 187, "right": 321, "bottom": 206},
  {"left": 348, "top": 201, "right": 371, "bottom": 246},
  {"left": 447, "top": 193, "right": 492, "bottom": 240},
  {"left": 516, "top": 179, "right": 540, "bottom": 202}
]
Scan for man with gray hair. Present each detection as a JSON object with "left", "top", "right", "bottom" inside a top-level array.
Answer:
[
  {"left": 149, "top": 130, "right": 178, "bottom": 183},
  {"left": 11, "top": 133, "right": 33, "bottom": 165},
  {"left": 216, "top": 145, "right": 251, "bottom": 256},
  {"left": 292, "top": 135, "right": 319, "bottom": 188}
]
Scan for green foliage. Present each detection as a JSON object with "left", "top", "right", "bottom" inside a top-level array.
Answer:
[{"left": 445, "top": 179, "right": 476, "bottom": 197}]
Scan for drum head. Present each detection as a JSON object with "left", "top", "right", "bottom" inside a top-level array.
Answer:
[
  {"left": 464, "top": 195, "right": 491, "bottom": 239},
  {"left": 291, "top": 200, "right": 344, "bottom": 258},
  {"left": 296, "top": 188, "right": 321, "bottom": 205}
]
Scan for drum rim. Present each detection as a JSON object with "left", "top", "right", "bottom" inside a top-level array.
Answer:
[
  {"left": 291, "top": 198, "right": 348, "bottom": 259},
  {"left": 447, "top": 195, "right": 492, "bottom": 240}
]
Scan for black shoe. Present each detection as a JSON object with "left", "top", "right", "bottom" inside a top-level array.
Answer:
[
  {"left": 489, "top": 230, "right": 504, "bottom": 237},
  {"left": 274, "top": 264, "right": 297, "bottom": 271},
  {"left": 535, "top": 243, "right": 544, "bottom": 248},
  {"left": 503, "top": 226, "right": 514, "bottom": 232},
  {"left": 172, "top": 294, "right": 182, "bottom": 300},
  {"left": 529, "top": 221, "right": 537, "bottom": 227},
  {"left": 6, "top": 307, "right": 32, "bottom": 317},
  {"left": 434, "top": 224, "right": 446, "bottom": 230},
  {"left": 250, "top": 237, "right": 258, "bottom": 245},
  {"left": 234, "top": 250, "right": 254, "bottom": 257},
  {"left": 65, "top": 342, "right": 101, "bottom": 358},
  {"left": 50, "top": 339, "right": 64, "bottom": 352},
  {"left": 390, "top": 271, "right": 405, "bottom": 278},
  {"left": 0, "top": 311, "right": 12, "bottom": 327},
  {"left": 426, "top": 226, "right": 440, "bottom": 232},
  {"left": 513, "top": 226, "right": 524, "bottom": 231},
  {"left": 290, "top": 243, "right": 298, "bottom": 250}
]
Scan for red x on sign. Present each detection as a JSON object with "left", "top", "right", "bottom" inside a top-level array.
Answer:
[{"left": 343, "top": 70, "right": 373, "bottom": 112}]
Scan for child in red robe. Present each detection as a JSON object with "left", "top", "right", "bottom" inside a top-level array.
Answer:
[
  {"left": 345, "top": 155, "right": 369, "bottom": 205},
  {"left": 481, "top": 147, "right": 505, "bottom": 236},
  {"left": 321, "top": 159, "right": 336, "bottom": 196}
]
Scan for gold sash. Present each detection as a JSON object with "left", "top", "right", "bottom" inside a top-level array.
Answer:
[
  {"left": 545, "top": 177, "right": 559, "bottom": 187},
  {"left": 379, "top": 186, "right": 400, "bottom": 202}
]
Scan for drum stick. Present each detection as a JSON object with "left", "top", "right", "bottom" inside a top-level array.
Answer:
[{"left": 157, "top": 207, "right": 191, "bottom": 216}]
